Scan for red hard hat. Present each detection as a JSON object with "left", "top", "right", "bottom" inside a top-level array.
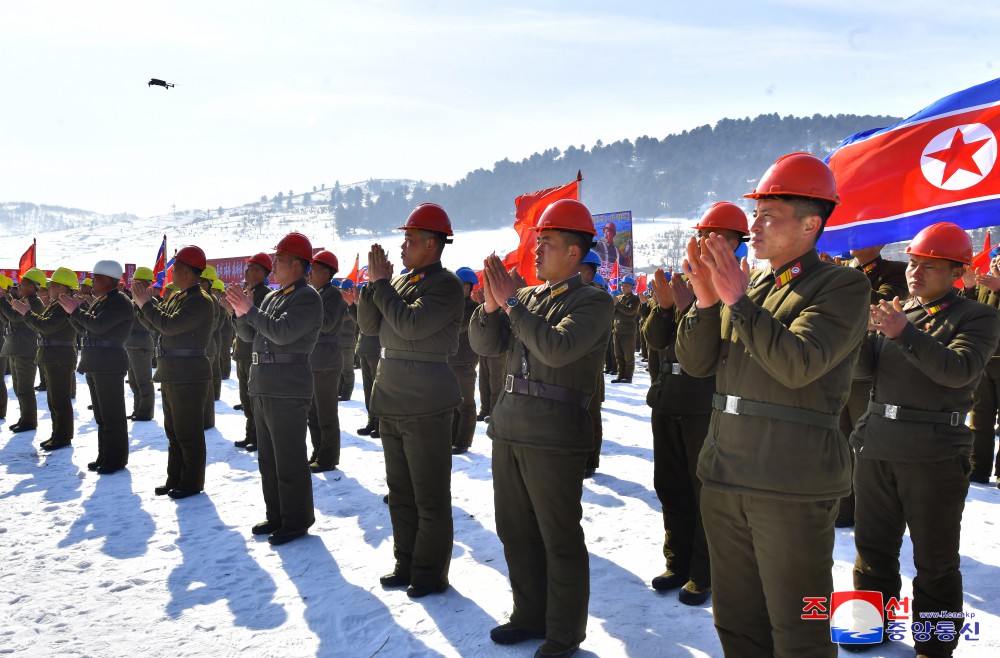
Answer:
[
  {"left": 311, "top": 250, "right": 339, "bottom": 273},
  {"left": 397, "top": 203, "right": 454, "bottom": 237},
  {"left": 905, "top": 222, "right": 973, "bottom": 265},
  {"left": 274, "top": 232, "right": 313, "bottom": 261},
  {"left": 531, "top": 199, "right": 597, "bottom": 236},
  {"left": 246, "top": 252, "right": 273, "bottom": 272},
  {"left": 693, "top": 201, "right": 749, "bottom": 235},
  {"left": 175, "top": 245, "right": 207, "bottom": 270},
  {"left": 744, "top": 152, "right": 840, "bottom": 205}
]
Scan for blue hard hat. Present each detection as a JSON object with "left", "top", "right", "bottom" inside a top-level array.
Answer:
[
  {"left": 593, "top": 273, "right": 606, "bottom": 286},
  {"left": 622, "top": 275, "right": 636, "bottom": 285},
  {"left": 455, "top": 267, "right": 479, "bottom": 285},
  {"left": 611, "top": 288, "right": 621, "bottom": 296},
  {"left": 340, "top": 279, "right": 355, "bottom": 290},
  {"left": 582, "top": 251, "right": 602, "bottom": 266},
  {"left": 400, "top": 268, "right": 409, "bottom": 275}
]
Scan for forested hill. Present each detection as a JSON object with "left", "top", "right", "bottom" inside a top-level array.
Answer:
[{"left": 334, "top": 113, "right": 900, "bottom": 235}]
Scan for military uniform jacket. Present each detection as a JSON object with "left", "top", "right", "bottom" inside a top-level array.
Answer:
[
  {"left": 613, "top": 291, "right": 639, "bottom": 335},
  {"left": 469, "top": 273, "right": 614, "bottom": 451},
  {"left": 0, "top": 293, "right": 44, "bottom": 357},
  {"left": 340, "top": 303, "right": 358, "bottom": 347},
  {"left": 309, "top": 282, "right": 348, "bottom": 371},
  {"left": 235, "top": 278, "right": 322, "bottom": 398},
  {"left": 357, "top": 261, "right": 464, "bottom": 418},
  {"left": 232, "top": 282, "right": 271, "bottom": 361},
  {"left": 136, "top": 284, "right": 214, "bottom": 382},
  {"left": 643, "top": 301, "right": 714, "bottom": 415},
  {"left": 449, "top": 296, "right": 479, "bottom": 365},
  {"left": 852, "top": 289, "right": 1000, "bottom": 462},
  {"left": 70, "top": 289, "right": 134, "bottom": 373},
  {"left": 23, "top": 302, "right": 77, "bottom": 365},
  {"left": 125, "top": 300, "right": 154, "bottom": 350},
  {"left": 356, "top": 326, "right": 382, "bottom": 356},
  {"left": 205, "top": 293, "right": 222, "bottom": 357},
  {"left": 974, "top": 284, "right": 1000, "bottom": 357},
  {"left": 855, "top": 256, "right": 908, "bottom": 305},
  {"left": 675, "top": 249, "right": 871, "bottom": 501}
]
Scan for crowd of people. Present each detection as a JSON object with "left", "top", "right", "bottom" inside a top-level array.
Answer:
[{"left": 2, "top": 152, "right": 998, "bottom": 658}]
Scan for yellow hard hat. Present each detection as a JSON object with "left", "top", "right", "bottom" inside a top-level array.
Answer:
[
  {"left": 133, "top": 266, "right": 155, "bottom": 282},
  {"left": 81, "top": 277, "right": 93, "bottom": 287},
  {"left": 201, "top": 265, "right": 218, "bottom": 281},
  {"left": 166, "top": 282, "right": 181, "bottom": 292},
  {"left": 49, "top": 267, "right": 80, "bottom": 290},
  {"left": 211, "top": 278, "right": 225, "bottom": 291},
  {"left": 22, "top": 267, "right": 47, "bottom": 287},
  {"left": 0, "top": 274, "right": 11, "bottom": 290}
]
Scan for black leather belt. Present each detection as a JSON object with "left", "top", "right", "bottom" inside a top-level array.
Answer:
[
  {"left": 868, "top": 401, "right": 964, "bottom": 427},
  {"left": 712, "top": 393, "right": 840, "bottom": 431},
  {"left": 661, "top": 360, "right": 683, "bottom": 375},
  {"left": 252, "top": 352, "right": 309, "bottom": 365},
  {"left": 84, "top": 338, "right": 124, "bottom": 348},
  {"left": 382, "top": 348, "right": 448, "bottom": 363},
  {"left": 505, "top": 374, "right": 591, "bottom": 409},
  {"left": 157, "top": 347, "right": 207, "bottom": 358},
  {"left": 37, "top": 339, "right": 77, "bottom": 347}
]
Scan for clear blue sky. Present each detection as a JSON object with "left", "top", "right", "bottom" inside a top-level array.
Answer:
[{"left": 1, "top": 0, "right": 997, "bottom": 217}]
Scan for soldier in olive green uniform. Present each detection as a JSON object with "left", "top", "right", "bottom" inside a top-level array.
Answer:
[
  {"left": 306, "top": 251, "right": 348, "bottom": 472},
  {"left": 199, "top": 265, "right": 223, "bottom": 428},
  {"left": 358, "top": 203, "right": 464, "bottom": 598},
  {"left": 62, "top": 261, "right": 135, "bottom": 474},
  {"left": 355, "top": 289, "right": 382, "bottom": 437},
  {"left": 233, "top": 253, "right": 273, "bottom": 452},
  {"left": 14, "top": 267, "right": 79, "bottom": 449},
  {"left": 579, "top": 251, "right": 608, "bottom": 477},
  {"left": 135, "top": 246, "right": 215, "bottom": 497},
  {"left": 676, "top": 154, "right": 870, "bottom": 658},
  {"left": 338, "top": 280, "right": 358, "bottom": 401},
  {"left": 450, "top": 268, "right": 481, "bottom": 454},
  {"left": 214, "top": 279, "right": 235, "bottom": 381},
  {"left": 851, "top": 223, "right": 1000, "bottom": 658},
  {"left": 228, "top": 233, "right": 322, "bottom": 545},
  {"left": 968, "top": 254, "right": 1000, "bottom": 484},
  {"left": 0, "top": 274, "right": 10, "bottom": 422},
  {"left": 125, "top": 267, "right": 157, "bottom": 421},
  {"left": 1, "top": 268, "right": 46, "bottom": 432},
  {"left": 835, "top": 246, "right": 908, "bottom": 526},
  {"left": 610, "top": 277, "right": 639, "bottom": 383},
  {"left": 476, "top": 352, "right": 505, "bottom": 420},
  {"left": 472, "top": 199, "right": 613, "bottom": 658}
]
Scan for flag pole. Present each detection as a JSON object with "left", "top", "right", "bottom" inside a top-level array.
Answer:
[{"left": 577, "top": 170, "right": 583, "bottom": 201}]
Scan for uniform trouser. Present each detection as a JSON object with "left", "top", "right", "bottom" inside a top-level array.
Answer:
[
  {"left": 211, "top": 346, "right": 222, "bottom": 400},
  {"left": 0, "top": 355, "right": 8, "bottom": 418},
  {"left": 585, "top": 377, "right": 604, "bottom": 471},
  {"left": 477, "top": 354, "right": 505, "bottom": 416},
  {"left": 236, "top": 358, "right": 256, "bottom": 444},
  {"left": 613, "top": 332, "right": 636, "bottom": 379},
  {"left": 494, "top": 442, "right": 590, "bottom": 647},
  {"left": 204, "top": 353, "right": 218, "bottom": 428},
  {"left": 11, "top": 355, "right": 37, "bottom": 426},
  {"left": 254, "top": 395, "right": 315, "bottom": 532},
  {"left": 360, "top": 354, "right": 379, "bottom": 427},
  {"left": 87, "top": 371, "right": 129, "bottom": 469},
  {"left": 701, "top": 487, "right": 838, "bottom": 658},
  {"left": 604, "top": 335, "right": 616, "bottom": 373},
  {"left": 308, "top": 368, "right": 342, "bottom": 467},
  {"left": 450, "top": 363, "right": 477, "bottom": 449},
  {"left": 647, "top": 348, "right": 661, "bottom": 380},
  {"left": 381, "top": 411, "right": 453, "bottom": 589},
  {"left": 161, "top": 380, "right": 209, "bottom": 492},
  {"left": 219, "top": 339, "right": 232, "bottom": 379},
  {"left": 638, "top": 326, "right": 647, "bottom": 359},
  {"left": 969, "top": 357, "right": 1000, "bottom": 478},
  {"left": 853, "top": 457, "right": 969, "bottom": 658},
  {"left": 338, "top": 343, "right": 356, "bottom": 398},
  {"left": 42, "top": 362, "right": 75, "bottom": 443},
  {"left": 837, "top": 378, "right": 871, "bottom": 520},
  {"left": 652, "top": 412, "right": 711, "bottom": 587},
  {"left": 126, "top": 348, "right": 155, "bottom": 418},
  {"left": 37, "top": 366, "right": 47, "bottom": 388}
]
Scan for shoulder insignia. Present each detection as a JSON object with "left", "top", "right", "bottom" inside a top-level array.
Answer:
[
  {"left": 774, "top": 262, "right": 802, "bottom": 289},
  {"left": 408, "top": 272, "right": 426, "bottom": 284},
  {"left": 551, "top": 282, "right": 570, "bottom": 298}
]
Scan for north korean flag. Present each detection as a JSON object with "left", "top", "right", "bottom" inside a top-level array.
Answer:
[
  {"left": 817, "top": 77, "right": 1000, "bottom": 255},
  {"left": 152, "top": 235, "right": 167, "bottom": 286}
]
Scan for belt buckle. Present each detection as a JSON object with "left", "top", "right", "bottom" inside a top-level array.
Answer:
[
  {"left": 884, "top": 404, "right": 898, "bottom": 420},
  {"left": 671, "top": 363, "right": 682, "bottom": 375},
  {"left": 505, "top": 374, "right": 514, "bottom": 393},
  {"left": 252, "top": 353, "right": 259, "bottom": 365},
  {"left": 950, "top": 411, "right": 961, "bottom": 426},
  {"left": 724, "top": 395, "right": 740, "bottom": 415}
]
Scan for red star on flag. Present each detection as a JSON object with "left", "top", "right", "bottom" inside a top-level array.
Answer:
[{"left": 925, "top": 128, "right": 991, "bottom": 184}]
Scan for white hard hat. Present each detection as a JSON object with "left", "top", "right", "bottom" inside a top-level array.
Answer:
[{"left": 93, "top": 260, "right": 124, "bottom": 280}]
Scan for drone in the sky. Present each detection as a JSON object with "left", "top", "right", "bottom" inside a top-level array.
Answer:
[{"left": 148, "top": 78, "right": 175, "bottom": 89}]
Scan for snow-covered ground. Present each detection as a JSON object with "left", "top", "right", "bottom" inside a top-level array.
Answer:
[{"left": 2, "top": 363, "right": 999, "bottom": 658}]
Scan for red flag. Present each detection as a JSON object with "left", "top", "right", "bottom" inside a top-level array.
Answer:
[
  {"left": 608, "top": 259, "right": 620, "bottom": 292},
  {"left": 636, "top": 273, "right": 648, "bottom": 294},
  {"left": 513, "top": 173, "right": 582, "bottom": 285},
  {"left": 346, "top": 254, "right": 360, "bottom": 284},
  {"left": 18, "top": 239, "right": 36, "bottom": 277},
  {"left": 972, "top": 231, "right": 992, "bottom": 274},
  {"left": 819, "top": 77, "right": 1000, "bottom": 254}
]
